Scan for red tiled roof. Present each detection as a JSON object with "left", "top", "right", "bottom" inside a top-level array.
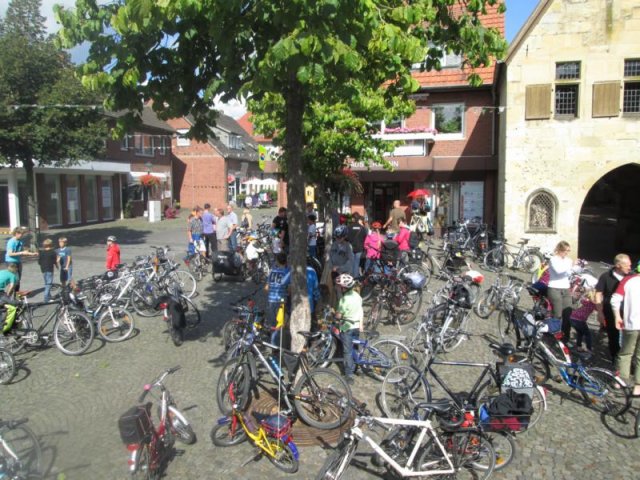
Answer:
[
  {"left": 237, "top": 112, "right": 271, "bottom": 143},
  {"left": 413, "top": 3, "right": 504, "bottom": 88}
]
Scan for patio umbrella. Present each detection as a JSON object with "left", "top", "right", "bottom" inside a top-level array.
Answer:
[{"left": 407, "top": 188, "right": 430, "bottom": 198}]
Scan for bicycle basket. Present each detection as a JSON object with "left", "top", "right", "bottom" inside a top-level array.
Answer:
[
  {"left": 260, "top": 414, "right": 293, "bottom": 439},
  {"left": 479, "top": 388, "right": 532, "bottom": 433},
  {"left": 118, "top": 404, "right": 153, "bottom": 444},
  {"left": 402, "top": 271, "right": 427, "bottom": 290}
]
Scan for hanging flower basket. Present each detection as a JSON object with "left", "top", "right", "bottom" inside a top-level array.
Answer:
[
  {"left": 332, "top": 167, "right": 363, "bottom": 195},
  {"left": 139, "top": 174, "right": 161, "bottom": 187}
]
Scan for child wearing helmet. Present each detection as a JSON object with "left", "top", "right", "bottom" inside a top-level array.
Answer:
[
  {"left": 105, "top": 236, "right": 121, "bottom": 271},
  {"left": 334, "top": 273, "right": 363, "bottom": 385}
]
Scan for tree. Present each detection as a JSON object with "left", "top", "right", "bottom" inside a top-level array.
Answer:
[
  {"left": 57, "top": 0, "right": 506, "bottom": 351},
  {"left": 0, "top": 0, "right": 106, "bottom": 239}
]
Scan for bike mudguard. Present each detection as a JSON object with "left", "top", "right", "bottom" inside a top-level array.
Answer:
[
  {"left": 536, "top": 385, "right": 547, "bottom": 410},
  {"left": 282, "top": 435, "right": 299, "bottom": 460},
  {"left": 216, "top": 416, "right": 232, "bottom": 425}
]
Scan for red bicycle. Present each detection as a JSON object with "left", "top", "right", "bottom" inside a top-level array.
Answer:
[{"left": 118, "top": 366, "right": 196, "bottom": 479}]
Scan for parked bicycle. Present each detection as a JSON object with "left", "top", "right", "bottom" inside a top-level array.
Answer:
[
  {"left": 118, "top": 366, "right": 195, "bottom": 479},
  {"left": 154, "top": 284, "right": 201, "bottom": 346},
  {"left": 217, "top": 326, "right": 352, "bottom": 430},
  {"left": 482, "top": 238, "right": 544, "bottom": 274},
  {"left": 0, "top": 348, "right": 15, "bottom": 385},
  {"left": 0, "top": 417, "right": 42, "bottom": 479},
  {"left": 474, "top": 274, "right": 524, "bottom": 319}
]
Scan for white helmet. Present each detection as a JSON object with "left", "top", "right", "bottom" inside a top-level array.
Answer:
[{"left": 335, "top": 273, "right": 356, "bottom": 289}]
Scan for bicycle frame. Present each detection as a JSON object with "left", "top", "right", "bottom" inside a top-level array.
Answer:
[{"left": 346, "top": 416, "right": 455, "bottom": 477}]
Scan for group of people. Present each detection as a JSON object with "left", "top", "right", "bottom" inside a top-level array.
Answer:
[
  {"left": 186, "top": 203, "right": 254, "bottom": 257},
  {"left": 541, "top": 241, "right": 640, "bottom": 395}
]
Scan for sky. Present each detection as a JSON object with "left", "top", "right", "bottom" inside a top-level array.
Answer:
[{"left": 1, "top": 0, "right": 540, "bottom": 118}]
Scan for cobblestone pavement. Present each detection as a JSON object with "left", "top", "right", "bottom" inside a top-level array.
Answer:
[{"left": 2, "top": 215, "right": 640, "bottom": 480}]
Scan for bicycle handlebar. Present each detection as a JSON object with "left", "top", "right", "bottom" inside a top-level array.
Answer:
[{"left": 138, "top": 365, "right": 181, "bottom": 402}]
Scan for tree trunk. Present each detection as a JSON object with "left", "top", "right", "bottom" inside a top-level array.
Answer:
[
  {"left": 23, "top": 158, "right": 39, "bottom": 248},
  {"left": 284, "top": 76, "right": 311, "bottom": 353}
]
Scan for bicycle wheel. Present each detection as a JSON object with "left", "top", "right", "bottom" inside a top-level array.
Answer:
[
  {"left": 474, "top": 289, "right": 497, "bottom": 319},
  {"left": 363, "top": 339, "right": 412, "bottom": 382},
  {"left": 131, "top": 443, "right": 154, "bottom": 480},
  {"left": 360, "top": 276, "right": 380, "bottom": 304},
  {"left": 520, "top": 251, "right": 543, "bottom": 274},
  {"left": 451, "top": 431, "right": 496, "bottom": 479},
  {"left": 49, "top": 283, "right": 63, "bottom": 300},
  {"left": 221, "top": 320, "right": 244, "bottom": 351},
  {"left": 267, "top": 438, "right": 299, "bottom": 473},
  {"left": 210, "top": 420, "right": 248, "bottom": 446},
  {"left": 168, "top": 269, "right": 197, "bottom": 298},
  {"left": 380, "top": 365, "right": 430, "bottom": 419},
  {"left": 187, "top": 256, "right": 205, "bottom": 281},
  {"left": 315, "top": 438, "right": 358, "bottom": 480},
  {"left": 529, "top": 349, "right": 551, "bottom": 384},
  {"left": 252, "top": 257, "right": 269, "bottom": 284},
  {"left": 216, "top": 357, "right": 252, "bottom": 415},
  {"left": 130, "top": 285, "right": 160, "bottom": 318},
  {"left": 53, "top": 310, "right": 94, "bottom": 356},
  {"left": 483, "top": 248, "right": 505, "bottom": 272},
  {"left": 179, "top": 295, "right": 201, "bottom": 329},
  {"left": 441, "top": 308, "right": 470, "bottom": 353},
  {"left": 496, "top": 309, "right": 518, "bottom": 346},
  {"left": 293, "top": 367, "right": 352, "bottom": 430},
  {"left": 578, "top": 367, "right": 630, "bottom": 416},
  {"left": 0, "top": 421, "right": 43, "bottom": 479},
  {"left": 0, "top": 334, "right": 25, "bottom": 355},
  {"left": 97, "top": 306, "right": 135, "bottom": 342},
  {"left": 168, "top": 405, "right": 196, "bottom": 444},
  {"left": 306, "top": 335, "right": 336, "bottom": 369},
  {"left": 0, "top": 348, "right": 16, "bottom": 384},
  {"left": 486, "top": 431, "right": 516, "bottom": 471},
  {"left": 525, "top": 386, "right": 546, "bottom": 431}
]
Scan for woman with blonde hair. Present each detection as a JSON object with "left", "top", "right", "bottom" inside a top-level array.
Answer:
[{"left": 547, "top": 240, "right": 575, "bottom": 343}]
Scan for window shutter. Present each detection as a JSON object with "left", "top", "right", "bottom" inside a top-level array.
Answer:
[
  {"left": 592, "top": 82, "right": 621, "bottom": 117},
  {"left": 525, "top": 85, "right": 552, "bottom": 120}
]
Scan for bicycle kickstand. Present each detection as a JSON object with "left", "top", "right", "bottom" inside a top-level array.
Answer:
[{"left": 241, "top": 450, "right": 263, "bottom": 467}]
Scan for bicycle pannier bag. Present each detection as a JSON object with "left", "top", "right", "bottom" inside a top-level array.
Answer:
[
  {"left": 260, "top": 414, "right": 293, "bottom": 439},
  {"left": 212, "top": 251, "right": 236, "bottom": 272},
  {"left": 118, "top": 404, "right": 153, "bottom": 444},
  {"left": 409, "top": 231, "right": 420, "bottom": 249},
  {"left": 381, "top": 240, "right": 399, "bottom": 265},
  {"left": 498, "top": 363, "right": 535, "bottom": 399}
]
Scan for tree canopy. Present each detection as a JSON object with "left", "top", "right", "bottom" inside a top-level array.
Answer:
[{"left": 57, "top": 0, "right": 507, "bottom": 349}]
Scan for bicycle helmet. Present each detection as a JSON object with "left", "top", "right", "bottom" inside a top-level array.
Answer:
[
  {"left": 371, "top": 221, "right": 382, "bottom": 229},
  {"left": 107, "top": 235, "right": 117, "bottom": 242},
  {"left": 334, "top": 225, "right": 348, "bottom": 239},
  {"left": 335, "top": 273, "right": 356, "bottom": 289}
]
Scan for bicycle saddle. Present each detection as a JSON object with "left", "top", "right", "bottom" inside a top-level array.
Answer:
[
  {"left": 414, "top": 399, "right": 454, "bottom": 414},
  {"left": 490, "top": 342, "right": 516, "bottom": 357},
  {"left": 526, "top": 285, "right": 542, "bottom": 296},
  {"left": 518, "top": 238, "right": 530, "bottom": 245},
  {"left": 16, "top": 290, "right": 32, "bottom": 298}
]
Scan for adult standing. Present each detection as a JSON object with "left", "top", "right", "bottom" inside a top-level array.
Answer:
[
  {"left": 226, "top": 204, "right": 239, "bottom": 251},
  {"left": 214, "top": 208, "right": 230, "bottom": 252},
  {"left": 611, "top": 270, "right": 640, "bottom": 396},
  {"left": 347, "top": 212, "right": 367, "bottom": 279},
  {"left": 272, "top": 207, "right": 289, "bottom": 250},
  {"left": 546, "top": 241, "right": 575, "bottom": 344},
  {"left": 105, "top": 235, "right": 121, "bottom": 271},
  {"left": 596, "top": 254, "right": 632, "bottom": 362},
  {"left": 240, "top": 208, "right": 253, "bottom": 230},
  {"left": 201, "top": 203, "right": 217, "bottom": 257},
  {"left": 5, "top": 226, "right": 37, "bottom": 291},
  {"left": 329, "top": 225, "right": 355, "bottom": 283},
  {"left": 383, "top": 200, "right": 406, "bottom": 234}
]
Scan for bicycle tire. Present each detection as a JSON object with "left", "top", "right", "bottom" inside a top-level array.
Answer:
[
  {"left": 380, "top": 364, "right": 430, "bottom": 419},
  {"left": 441, "top": 308, "right": 469, "bottom": 353},
  {"left": 360, "top": 275, "right": 380, "bottom": 303},
  {"left": 306, "top": 335, "right": 336, "bottom": 369},
  {"left": 210, "top": 420, "right": 248, "bottom": 446},
  {"left": 216, "top": 357, "right": 252, "bottom": 415},
  {"left": 0, "top": 334, "right": 26, "bottom": 355},
  {"left": 130, "top": 285, "right": 160, "bottom": 318},
  {"left": 521, "top": 251, "right": 543, "bottom": 274},
  {"left": 0, "top": 348, "right": 16, "bottom": 384},
  {"left": 0, "top": 421, "right": 43, "bottom": 479},
  {"left": 97, "top": 306, "right": 135, "bottom": 342},
  {"left": 168, "top": 405, "right": 196, "bottom": 444},
  {"left": 483, "top": 248, "right": 506, "bottom": 272},
  {"left": 486, "top": 431, "right": 516, "bottom": 471},
  {"left": 315, "top": 438, "right": 358, "bottom": 480},
  {"left": 293, "top": 367, "right": 352, "bottom": 430},
  {"left": 578, "top": 367, "right": 630, "bottom": 416},
  {"left": 496, "top": 309, "right": 519, "bottom": 346},
  {"left": 53, "top": 310, "right": 94, "bottom": 356},
  {"left": 267, "top": 438, "right": 299, "bottom": 473},
  {"left": 131, "top": 443, "right": 156, "bottom": 480},
  {"left": 221, "top": 319, "right": 244, "bottom": 351},
  {"left": 525, "top": 385, "right": 546, "bottom": 431},
  {"left": 449, "top": 431, "right": 496, "bottom": 478},
  {"left": 363, "top": 338, "right": 412, "bottom": 382},
  {"left": 168, "top": 269, "right": 197, "bottom": 298},
  {"left": 186, "top": 255, "right": 203, "bottom": 281},
  {"left": 179, "top": 295, "right": 201, "bottom": 329}
]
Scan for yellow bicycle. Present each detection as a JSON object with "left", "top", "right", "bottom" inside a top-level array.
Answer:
[{"left": 210, "top": 401, "right": 299, "bottom": 473}]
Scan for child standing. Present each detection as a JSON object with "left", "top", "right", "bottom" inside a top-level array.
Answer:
[
  {"left": 39, "top": 239, "right": 57, "bottom": 302},
  {"left": 570, "top": 289, "right": 597, "bottom": 353},
  {"left": 56, "top": 237, "right": 73, "bottom": 287},
  {"left": 334, "top": 273, "right": 363, "bottom": 385},
  {"left": 106, "top": 235, "right": 121, "bottom": 271}
]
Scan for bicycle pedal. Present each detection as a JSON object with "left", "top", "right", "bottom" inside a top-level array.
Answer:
[{"left": 241, "top": 452, "right": 263, "bottom": 467}]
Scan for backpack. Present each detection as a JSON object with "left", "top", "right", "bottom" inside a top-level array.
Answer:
[
  {"left": 409, "top": 231, "right": 420, "bottom": 249},
  {"left": 381, "top": 240, "right": 399, "bottom": 265}
]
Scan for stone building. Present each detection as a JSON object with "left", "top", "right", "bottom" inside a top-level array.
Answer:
[{"left": 497, "top": 0, "right": 640, "bottom": 261}]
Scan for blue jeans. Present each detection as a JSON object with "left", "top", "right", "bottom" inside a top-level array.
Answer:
[
  {"left": 570, "top": 319, "right": 592, "bottom": 351},
  {"left": 60, "top": 267, "right": 72, "bottom": 284},
  {"left": 308, "top": 245, "right": 317, "bottom": 259},
  {"left": 229, "top": 231, "right": 238, "bottom": 251},
  {"left": 43, "top": 271, "right": 53, "bottom": 302},
  {"left": 340, "top": 329, "right": 359, "bottom": 377}
]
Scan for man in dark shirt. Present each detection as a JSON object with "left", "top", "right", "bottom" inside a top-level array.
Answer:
[
  {"left": 595, "top": 253, "right": 632, "bottom": 362},
  {"left": 272, "top": 207, "right": 289, "bottom": 250},
  {"left": 347, "top": 212, "right": 367, "bottom": 278}
]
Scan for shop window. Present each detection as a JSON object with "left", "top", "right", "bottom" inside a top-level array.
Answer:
[
  {"left": 527, "top": 190, "right": 557, "bottom": 233},
  {"left": 432, "top": 103, "right": 464, "bottom": 138}
]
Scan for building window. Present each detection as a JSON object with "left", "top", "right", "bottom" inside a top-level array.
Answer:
[
  {"left": 527, "top": 190, "right": 557, "bottom": 232},
  {"left": 432, "top": 103, "right": 464, "bottom": 138},
  {"left": 134, "top": 134, "right": 154, "bottom": 157},
  {"left": 387, "top": 139, "right": 425, "bottom": 157},
  {"left": 43, "top": 176, "right": 62, "bottom": 227},
  {"left": 623, "top": 59, "right": 640, "bottom": 114},
  {"left": 86, "top": 176, "right": 98, "bottom": 222},
  {"left": 66, "top": 175, "right": 81, "bottom": 224},
  {"left": 555, "top": 61, "right": 580, "bottom": 118},
  {"left": 412, "top": 44, "right": 462, "bottom": 70},
  {"left": 229, "top": 135, "right": 242, "bottom": 150},
  {"left": 156, "top": 135, "right": 169, "bottom": 155},
  {"left": 100, "top": 176, "right": 114, "bottom": 220},
  {"left": 121, "top": 135, "right": 133, "bottom": 151},
  {"left": 176, "top": 129, "right": 190, "bottom": 147}
]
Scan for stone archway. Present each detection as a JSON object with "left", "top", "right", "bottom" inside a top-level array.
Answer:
[{"left": 578, "top": 164, "right": 640, "bottom": 263}]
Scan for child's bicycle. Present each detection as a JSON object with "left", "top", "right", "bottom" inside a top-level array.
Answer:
[
  {"left": 210, "top": 401, "right": 299, "bottom": 473},
  {"left": 118, "top": 366, "right": 196, "bottom": 479}
]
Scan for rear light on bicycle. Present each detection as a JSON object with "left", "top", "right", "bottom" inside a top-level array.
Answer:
[
  {"left": 126, "top": 444, "right": 139, "bottom": 452},
  {"left": 159, "top": 303, "right": 168, "bottom": 309},
  {"left": 248, "top": 299, "right": 255, "bottom": 309}
]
